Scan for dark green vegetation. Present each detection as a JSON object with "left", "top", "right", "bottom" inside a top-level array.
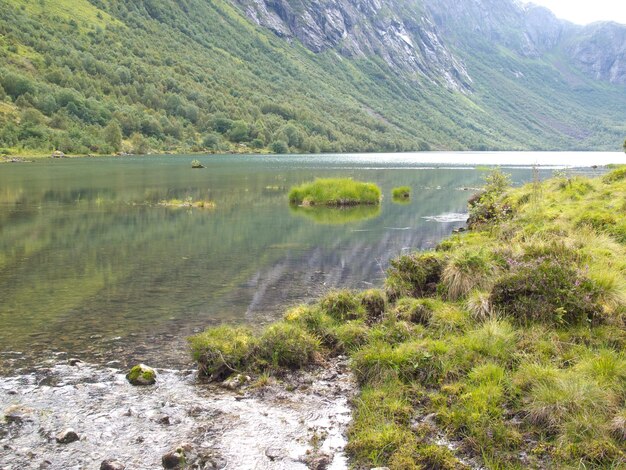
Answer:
[
  {"left": 392, "top": 186, "right": 411, "bottom": 201},
  {"left": 0, "top": 0, "right": 625, "bottom": 156},
  {"left": 288, "top": 178, "right": 381, "bottom": 206},
  {"left": 191, "top": 168, "right": 626, "bottom": 468}
]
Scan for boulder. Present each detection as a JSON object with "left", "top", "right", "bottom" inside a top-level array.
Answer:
[
  {"left": 55, "top": 428, "right": 79, "bottom": 444},
  {"left": 126, "top": 364, "right": 157, "bottom": 386},
  {"left": 100, "top": 460, "right": 125, "bottom": 470},
  {"left": 51, "top": 151, "right": 65, "bottom": 158}
]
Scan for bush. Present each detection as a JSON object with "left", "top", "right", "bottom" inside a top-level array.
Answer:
[
  {"left": 288, "top": 178, "right": 381, "bottom": 206},
  {"left": 320, "top": 290, "right": 365, "bottom": 322},
  {"left": 188, "top": 326, "right": 255, "bottom": 379},
  {"left": 385, "top": 252, "right": 444, "bottom": 300},
  {"left": 490, "top": 259, "right": 602, "bottom": 326},
  {"left": 256, "top": 322, "right": 321, "bottom": 369},
  {"left": 334, "top": 321, "right": 370, "bottom": 352}
]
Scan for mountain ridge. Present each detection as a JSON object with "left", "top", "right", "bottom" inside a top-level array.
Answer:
[{"left": 0, "top": 0, "right": 624, "bottom": 156}]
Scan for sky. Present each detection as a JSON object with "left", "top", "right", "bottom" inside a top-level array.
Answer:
[{"left": 527, "top": 0, "right": 626, "bottom": 25}]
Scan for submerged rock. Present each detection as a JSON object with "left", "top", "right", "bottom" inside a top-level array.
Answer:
[
  {"left": 100, "top": 460, "right": 125, "bottom": 470},
  {"left": 55, "top": 428, "right": 79, "bottom": 444},
  {"left": 126, "top": 364, "right": 157, "bottom": 386},
  {"left": 4, "top": 404, "right": 34, "bottom": 424}
]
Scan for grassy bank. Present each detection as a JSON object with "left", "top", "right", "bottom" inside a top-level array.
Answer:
[
  {"left": 190, "top": 168, "right": 626, "bottom": 468},
  {"left": 288, "top": 178, "right": 382, "bottom": 206}
]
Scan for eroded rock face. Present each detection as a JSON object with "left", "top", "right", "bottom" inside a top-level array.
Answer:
[
  {"left": 234, "top": 0, "right": 472, "bottom": 91},
  {"left": 566, "top": 22, "right": 626, "bottom": 85},
  {"left": 233, "top": 0, "right": 626, "bottom": 87}
]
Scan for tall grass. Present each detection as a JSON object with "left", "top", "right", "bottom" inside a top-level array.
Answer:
[{"left": 288, "top": 178, "right": 381, "bottom": 206}]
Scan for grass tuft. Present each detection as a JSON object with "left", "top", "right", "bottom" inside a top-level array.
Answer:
[{"left": 288, "top": 178, "right": 381, "bottom": 206}]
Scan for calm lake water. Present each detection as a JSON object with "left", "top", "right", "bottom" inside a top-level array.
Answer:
[{"left": 0, "top": 152, "right": 623, "bottom": 371}]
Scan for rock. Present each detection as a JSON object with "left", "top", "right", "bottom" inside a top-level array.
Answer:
[
  {"left": 126, "top": 364, "right": 157, "bottom": 386},
  {"left": 264, "top": 447, "right": 281, "bottom": 461},
  {"left": 221, "top": 374, "right": 251, "bottom": 390},
  {"left": 68, "top": 358, "right": 82, "bottom": 366},
  {"left": 162, "top": 451, "right": 184, "bottom": 469},
  {"left": 308, "top": 453, "right": 331, "bottom": 470},
  {"left": 100, "top": 460, "right": 125, "bottom": 470},
  {"left": 4, "top": 405, "right": 34, "bottom": 424},
  {"left": 157, "top": 414, "right": 170, "bottom": 425},
  {"left": 55, "top": 428, "right": 79, "bottom": 444},
  {"left": 51, "top": 150, "right": 65, "bottom": 158}
]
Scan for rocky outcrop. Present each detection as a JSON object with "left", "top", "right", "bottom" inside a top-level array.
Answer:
[
  {"left": 234, "top": 0, "right": 626, "bottom": 88},
  {"left": 235, "top": 0, "right": 472, "bottom": 90},
  {"left": 566, "top": 22, "right": 626, "bottom": 85}
]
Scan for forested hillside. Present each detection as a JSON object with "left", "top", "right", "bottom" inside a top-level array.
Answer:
[{"left": 0, "top": 0, "right": 625, "bottom": 156}]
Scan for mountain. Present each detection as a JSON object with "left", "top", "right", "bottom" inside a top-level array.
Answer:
[{"left": 0, "top": 0, "right": 624, "bottom": 156}]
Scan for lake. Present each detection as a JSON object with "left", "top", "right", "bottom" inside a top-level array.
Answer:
[{"left": 0, "top": 152, "right": 622, "bottom": 371}]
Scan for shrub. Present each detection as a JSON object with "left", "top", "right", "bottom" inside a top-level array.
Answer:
[
  {"left": 256, "top": 322, "right": 321, "bottom": 369},
  {"left": 359, "top": 289, "right": 386, "bottom": 323},
  {"left": 288, "top": 178, "right": 381, "bottom": 206},
  {"left": 385, "top": 252, "right": 444, "bottom": 300},
  {"left": 188, "top": 326, "right": 255, "bottom": 379},
  {"left": 391, "top": 186, "right": 411, "bottom": 199},
  {"left": 320, "top": 289, "right": 365, "bottom": 322},
  {"left": 490, "top": 259, "right": 602, "bottom": 326}
]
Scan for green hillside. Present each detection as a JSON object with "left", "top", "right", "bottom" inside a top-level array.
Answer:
[{"left": 0, "top": 0, "right": 624, "bottom": 156}]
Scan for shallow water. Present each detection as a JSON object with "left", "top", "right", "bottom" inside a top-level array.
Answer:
[
  {"left": 0, "top": 359, "right": 353, "bottom": 469},
  {"left": 0, "top": 152, "right": 620, "bottom": 370}
]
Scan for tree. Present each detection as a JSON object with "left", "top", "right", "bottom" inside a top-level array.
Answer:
[
  {"left": 270, "top": 140, "right": 288, "bottom": 154},
  {"left": 103, "top": 121, "right": 122, "bottom": 151},
  {"left": 623, "top": 138, "right": 626, "bottom": 153}
]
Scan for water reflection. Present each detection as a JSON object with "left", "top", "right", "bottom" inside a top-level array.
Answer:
[
  {"left": 290, "top": 205, "right": 381, "bottom": 225},
  {"left": 0, "top": 153, "right": 614, "bottom": 369}
]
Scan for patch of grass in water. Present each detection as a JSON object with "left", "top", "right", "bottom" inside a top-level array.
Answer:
[{"left": 288, "top": 178, "right": 381, "bottom": 206}]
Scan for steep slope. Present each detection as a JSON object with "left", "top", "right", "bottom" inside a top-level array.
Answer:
[{"left": 0, "top": 0, "right": 624, "bottom": 156}]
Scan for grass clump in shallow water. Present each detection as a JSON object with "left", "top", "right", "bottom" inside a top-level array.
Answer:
[
  {"left": 391, "top": 186, "right": 411, "bottom": 200},
  {"left": 288, "top": 178, "right": 381, "bottom": 206},
  {"left": 190, "top": 169, "right": 626, "bottom": 469}
]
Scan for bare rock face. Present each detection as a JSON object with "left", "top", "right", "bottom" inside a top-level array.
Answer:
[
  {"left": 233, "top": 0, "right": 626, "bottom": 87},
  {"left": 234, "top": 0, "right": 472, "bottom": 91},
  {"left": 566, "top": 22, "right": 626, "bottom": 85}
]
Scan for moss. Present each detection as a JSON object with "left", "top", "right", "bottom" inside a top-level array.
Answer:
[
  {"left": 126, "top": 364, "right": 156, "bottom": 385},
  {"left": 188, "top": 326, "right": 255, "bottom": 379},
  {"left": 288, "top": 178, "right": 381, "bottom": 206}
]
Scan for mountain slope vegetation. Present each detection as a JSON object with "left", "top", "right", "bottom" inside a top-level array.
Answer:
[{"left": 0, "top": 0, "right": 624, "bottom": 156}]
